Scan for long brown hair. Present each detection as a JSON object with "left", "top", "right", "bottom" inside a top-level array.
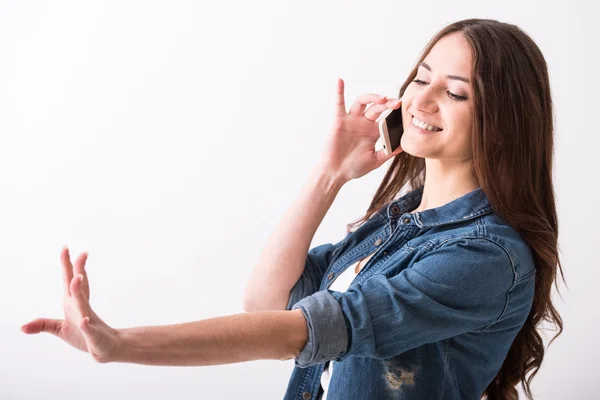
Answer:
[{"left": 348, "top": 18, "right": 565, "bottom": 399}]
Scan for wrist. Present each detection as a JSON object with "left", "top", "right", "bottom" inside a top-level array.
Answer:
[
  {"left": 111, "top": 328, "right": 132, "bottom": 363},
  {"left": 312, "top": 161, "right": 347, "bottom": 191}
]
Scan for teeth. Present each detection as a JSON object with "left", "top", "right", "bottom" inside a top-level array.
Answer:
[{"left": 412, "top": 116, "right": 442, "bottom": 131}]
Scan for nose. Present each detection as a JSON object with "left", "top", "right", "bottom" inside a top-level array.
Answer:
[{"left": 411, "top": 86, "right": 439, "bottom": 114}]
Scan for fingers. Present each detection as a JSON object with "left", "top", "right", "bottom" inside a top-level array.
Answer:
[
  {"left": 70, "top": 272, "right": 93, "bottom": 319},
  {"left": 335, "top": 77, "right": 346, "bottom": 117},
  {"left": 61, "top": 245, "right": 74, "bottom": 295},
  {"left": 72, "top": 251, "right": 90, "bottom": 298},
  {"left": 363, "top": 99, "right": 402, "bottom": 122},
  {"left": 61, "top": 247, "right": 92, "bottom": 318},
  {"left": 347, "top": 93, "right": 387, "bottom": 117},
  {"left": 335, "top": 79, "right": 402, "bottom": 119},
  {"left": 349, "top": 95, "right": 402, "bottom": 119},
  {"left": 21, "top": 318, "right": 62, "bottom": 336}
]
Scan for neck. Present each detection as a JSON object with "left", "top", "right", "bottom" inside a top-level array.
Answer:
[{"left": 412, "top": 158, "right": 480, "bottom": 213}]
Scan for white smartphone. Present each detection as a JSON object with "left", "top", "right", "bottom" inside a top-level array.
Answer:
[{"left": 377, "top": 105, "right": 404, "bottom": 156}]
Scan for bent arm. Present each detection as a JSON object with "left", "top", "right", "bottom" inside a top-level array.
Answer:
[
  {"left": 243, "top": 163, "right": 345, "bottom": 312},
  {"left": 112, "top": 309, "right": 309, "bottom": 366}
]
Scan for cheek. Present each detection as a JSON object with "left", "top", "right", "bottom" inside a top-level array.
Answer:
[
  {"left": 402, "top": 86, "right": 417, "bottom": 102},
  {"left": 452, "top": 121, "right": 474, "bottom": 157},
  {"left": 445, "top": 108, "right": 473, "bottom": 136},
  {"left": 442, "top": 110, "right": 474, "bottom": 154}
]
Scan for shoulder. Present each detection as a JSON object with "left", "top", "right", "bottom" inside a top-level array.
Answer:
[
  {"left": 413, "top": 212, "right": 536, "bottom": 286},
  {"left": 478, "top": 212, "right": 537, "bottom": 282}
]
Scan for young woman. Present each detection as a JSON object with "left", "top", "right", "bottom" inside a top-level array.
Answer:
[{"left": 22, "top": 18, "right": 563, "bottom": 400}]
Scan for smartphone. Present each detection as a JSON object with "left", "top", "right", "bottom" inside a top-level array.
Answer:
[{"left": 377, "top": 105, "right": 404, "bottom": 156}]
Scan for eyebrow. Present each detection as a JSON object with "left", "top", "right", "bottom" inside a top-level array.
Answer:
[{"left": 418, "top": 62, "right": 470, "bottom": 84}]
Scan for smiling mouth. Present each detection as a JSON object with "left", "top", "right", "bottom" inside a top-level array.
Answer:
[{"left": 409, "top": 114, "right": 443, "bottom": 132}]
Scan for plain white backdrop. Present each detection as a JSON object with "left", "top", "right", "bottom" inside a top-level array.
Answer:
[{"left": 1, "top": 1, "right": 598, "bottom": 399}]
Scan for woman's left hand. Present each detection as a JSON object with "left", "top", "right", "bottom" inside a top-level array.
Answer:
[{"left": 21, "top": 246, "right": 121, "bottom": 363}]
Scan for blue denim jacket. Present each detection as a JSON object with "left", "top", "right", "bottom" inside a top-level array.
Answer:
[{"left": 283, "top": 185, "right": 536, "bottom": 400}]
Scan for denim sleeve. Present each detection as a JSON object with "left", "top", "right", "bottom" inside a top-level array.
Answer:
[
  {"left": 291, "top": 237, "right": 519, "bottom": 367},
  {"left": 285, "top": 242, "right": 340, "bottom": 311}
]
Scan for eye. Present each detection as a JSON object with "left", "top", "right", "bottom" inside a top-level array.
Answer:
[
  {"left": 412, "top": 79, "right": 468, "bottom": 102},
  {"left": 447, "top": 92, "right": 468, "bottom": 102}
]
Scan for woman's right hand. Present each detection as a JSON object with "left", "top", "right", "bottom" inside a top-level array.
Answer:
[{"left": 319, "top": 77, "right": 404, "bottom": 183}]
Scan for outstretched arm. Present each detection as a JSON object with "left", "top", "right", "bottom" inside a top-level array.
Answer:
[
  {"left": 22, "top": 246, "right": 308, "bottom": 366},
  {"left": 115, "top": 309, "right": 308, "bottom": 366}
]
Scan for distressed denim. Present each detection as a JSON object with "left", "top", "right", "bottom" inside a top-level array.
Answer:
[{"left": 283, "top": 185, "right": 536, "bottom": 400}]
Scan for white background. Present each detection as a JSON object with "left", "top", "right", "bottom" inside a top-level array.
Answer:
[{"left": 1, "top": 1, "right": 598, "bottom": 399}]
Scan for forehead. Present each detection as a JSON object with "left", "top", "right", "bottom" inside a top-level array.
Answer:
[{"left": 422, "top": 32, "right": 473, "bottom": 77}]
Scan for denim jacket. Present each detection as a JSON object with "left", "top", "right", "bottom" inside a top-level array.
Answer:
[{"left": 283, "top": 185, "right": 536, "bottom": 400}]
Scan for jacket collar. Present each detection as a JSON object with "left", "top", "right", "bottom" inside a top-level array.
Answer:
[{"left": 381, "top": 185, "right": 493, "bottom": 228}]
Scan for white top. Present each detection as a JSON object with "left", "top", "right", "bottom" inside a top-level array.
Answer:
[{"left": 320, "top": 251, "right": 376, "bottom": 399}]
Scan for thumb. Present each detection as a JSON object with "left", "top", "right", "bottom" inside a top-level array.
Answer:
[
  {"left": 21, "top": 318, "right": 62, "bottom": 336},
  {"left": 374, "top": 145, "right": 404, "bottom": 168}
]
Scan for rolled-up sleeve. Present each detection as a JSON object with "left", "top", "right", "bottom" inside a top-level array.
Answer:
[
  {"left": 291, "top": 237, "right": 520, "bottom": 368},
  {"left": 285, "top": 242, "right": 341, "bottom": 311}
]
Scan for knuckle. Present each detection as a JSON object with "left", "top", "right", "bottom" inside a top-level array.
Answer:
[{"left": 53, "top": 321, "right": 62, "bottom": 336}]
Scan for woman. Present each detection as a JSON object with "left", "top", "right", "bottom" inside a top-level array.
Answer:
[{"left": 22, "top": 18, "right": 563, "bottom": 400}]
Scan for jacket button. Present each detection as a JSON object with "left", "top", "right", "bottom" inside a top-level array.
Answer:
[
  {"left": 328, "top": 273, "right": 334, "bottom": 280},
  {"left": 374, "top": 238, "right": 382, "bottom": 246},
  {"left": 390, "top": 205, "right": 400, "bottom": 215},
  {"left": 302, "top": 392, "right": 312, "bottom": 399},
  {"left": 403, "top": 217, "right": 411, "bottom": 224}
]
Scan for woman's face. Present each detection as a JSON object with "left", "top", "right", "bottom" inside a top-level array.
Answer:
[{"left": 400, "top": 32, "right": 475, "bottom": 161}]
